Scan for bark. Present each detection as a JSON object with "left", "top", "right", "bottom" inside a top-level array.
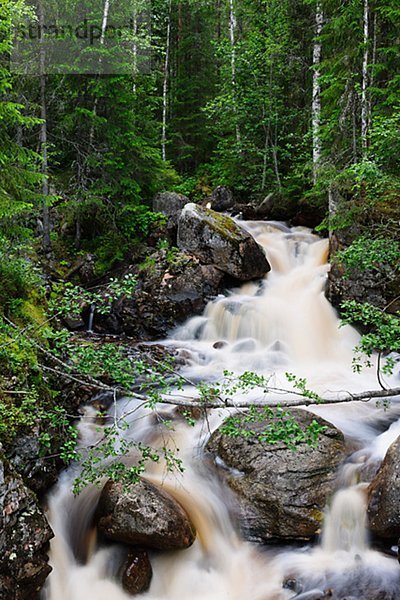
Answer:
[
  {"left": 132, "top": 8, "right": 138, "bottom": 94},
  {"left": 361, "top": 0, "right": 369, "bottom": 151},
  {"left": 228, "top": 0, "right": 241, "bottom": 145},
  {"left": 272, "top": 125, "right": 282, "bottom": 192},
  {"left": 162, "top": 0, "right": 172, "bottom": 162},
  {"left": 312, "top": 2, "right": 323, "bottom": 183},
  {"left": 368, "top": 10, "right": 377, "bottom": 133}
]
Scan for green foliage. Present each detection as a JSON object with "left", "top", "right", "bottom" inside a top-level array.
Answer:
[
  {"left": 50, "top": 274, "right": 137, "bottom": 318},
  {"left": 0, "top": 237, "right": 45, "bottom": 313},
  {"left": 220, "top": 406, "right": 326, "bottom": 451},
  {"left": 341, "top": 300, "right": 400, "bottom": 368},
  {"left": 335, "top": 236, "right": 400, "bottom": 277}
]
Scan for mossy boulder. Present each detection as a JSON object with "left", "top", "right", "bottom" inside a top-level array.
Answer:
[
  {"left": 177, "top": 203, "right": 270, "bottom": 281},
  {"left": 207, "top": 409, "right": 346, "bottom": 543}
]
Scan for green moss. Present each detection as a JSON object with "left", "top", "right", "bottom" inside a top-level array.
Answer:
[{"left": 201, "top": 207, "right": 244, "bottom": 243}]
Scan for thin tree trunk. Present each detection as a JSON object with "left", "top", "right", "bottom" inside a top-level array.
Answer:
[
  {"left": 361, "top": 0, "right": 369, "bottom": 152},
  {"left": 328, "top": 184, "right": 339, "bottom": 243},
  {"left": 312, "top": 1, "right": 323, "bottom": 184},
  {"left": 272, "top": 123, "right": 282, "bottom": 191},
  {"left": 161, "top": 0, "right": 172, "bottom": 162},
  {"left": 228, "top": 0, "right": 240, "bottom": 145},
  {"left": 368, "top": 10, "right": 377, "bottom": 133},
  {"left": 261, "top": 126, "right": 270, "bottom": 192},
  {"left": 39, "top": 0, "right": 51, "bottom": 254},
  {"left": 132, "top": 7, "right": 138, "bottom": 94},
  {"left": 89, "top": 0, "right": 110, "bottom": 145},
  {"left": 352, "top": 88, "right": 358, "bottom": 163}
]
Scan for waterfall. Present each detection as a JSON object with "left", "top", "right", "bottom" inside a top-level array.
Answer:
[{"left": 43, "top": 222, "right": 400, "bottom": 600}]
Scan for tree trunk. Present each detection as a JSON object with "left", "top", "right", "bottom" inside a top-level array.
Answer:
[
  {"left": 368, "top": 10, "right": 377, "bottom": 133},
  {"left": 89, "top": 0, "right": 110, "bottom": 145},
  {"left": 361, "top": 0, "right": 369, "bottom": 152},
  {"left": 132, "top": 7, "right": 138, "bottom": 94},
  {"left": 162, "top": 0, "right": 172, "bottom": 162},
  {"left": 228, "top": 0, "right": 240, "bottom": 145},
  {"left": 39, "top": 0, "right": 51, "bottom": 254},
  {"left": 312, "top": 1, "right": 323, "bottom": 184}
]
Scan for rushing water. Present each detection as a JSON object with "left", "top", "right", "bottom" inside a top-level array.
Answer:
[{"left": 43, "top": 222, "right": 400, "bottom": 600}]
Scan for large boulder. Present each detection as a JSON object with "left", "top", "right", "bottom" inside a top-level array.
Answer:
[
  {"left": 96, "top": 479, "right": 196, "bottom": 550},
  {"left": 110, "top": 250, "right": 224, "bottom": 339},
  {"left": 368, "top": 435, "right": 400, "bottom": 541},
  {"left": 0, "top": 451, "right": 53, "bottom": 599},
  {"left": 177, "top": 203, "right": 270, "bottom": 281},
  {"left": 207, "top": 409, "right": 346, "bottom": 543}
]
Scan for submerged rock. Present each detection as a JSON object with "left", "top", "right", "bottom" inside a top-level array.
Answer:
[
  {"left": 207, "top": 409, "right": 346, "bottom": 542},
  {"left": 121, "top": 549, "right": 153, "bottom": 596},
  {"left": 368, "top": 435, "right": 400, "bottom": 541},
  {"left": 177, "top": 203, "right": 270, "bottom": 281},
  {"left": 0, "top": 451, "right": 53, "bottom": 599},
  {"left": 96, "top": 479, "right": 196, "bottom": 550}
]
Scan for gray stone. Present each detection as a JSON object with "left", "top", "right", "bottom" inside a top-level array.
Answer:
[
  {"left": 96, "top": 479, "right": 196, "bottom": 550},
  {"left": 0, "top": 451, "right": 53, "bottom": 599},
  {"left": 210, "top": 186, "right": 234, "bottom": 212},
  {"left": 368, "top": 435, "right": 400, "bottom": 541},
  {"left": 207, "top": 409, "right": 346, "bottom": 542},
  {"left": 153, "top": 192, "right": 189, "bottom": 226},
  {"left": 177, "top": 203, "right": 270, "bottom": 281}
]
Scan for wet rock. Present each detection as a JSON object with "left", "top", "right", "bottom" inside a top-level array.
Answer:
[
  {"left": 209, "top": 186, "right": 235, "bottom": 212},
  {"left": 114, "top": 251, "right": 224, "bottom": 339},
  {"left": 177, "top": 203, "right": 270, "bottom": 281},
  {"left": 368, "top": 435, "right": 400, "bottom": 541},
  {"left": 121, "top": 549, "right": 152, "bottom": 596},
  {"left": 96, "top": 479, "right": 196, "bottom": 550},
  {"left": 327, "top": 225, "right": 400, "bottom": 316},
  {"left": 0, "top": 450, "right": 53, "bottom": 599},
  {"left": 207, "top": 409, "right": 346, "bottom": 542},
  {"left": 62, "top": 314, "right": 86, "bottom": 331},
  {"left": 7, "top": 434, "right": 59, "bottom": 497},
  {"left": 292, "top": 590, "right": 328, "bottom": 600},
  {"left": 328, "top": 261, "right": 394, "bottom": 314}
]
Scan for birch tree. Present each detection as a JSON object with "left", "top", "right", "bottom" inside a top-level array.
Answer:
[
  {"left": 312, "top": 1, "right": 323, "bottom": 183},
  {"left": 161, "top": 0, "right": 172, "bottom": 162},
  {"left": 228, "top": 0, "right": 240, "bottom": 145},
  {"left": 361, "top": 0, "right": 369, "bottom": 152}
]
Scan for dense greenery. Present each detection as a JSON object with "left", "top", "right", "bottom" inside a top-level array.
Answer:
[{"left": 0, "top": 0, "right": 399, "bottom": 487}]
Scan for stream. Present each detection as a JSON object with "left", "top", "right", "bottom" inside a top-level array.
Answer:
[{"left": 43, "top": 222, "right": 400, "bottom": 599}]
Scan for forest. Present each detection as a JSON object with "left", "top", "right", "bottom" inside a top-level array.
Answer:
[{"left": 0, "top": 0, "right": 400, "bottom": 599}]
